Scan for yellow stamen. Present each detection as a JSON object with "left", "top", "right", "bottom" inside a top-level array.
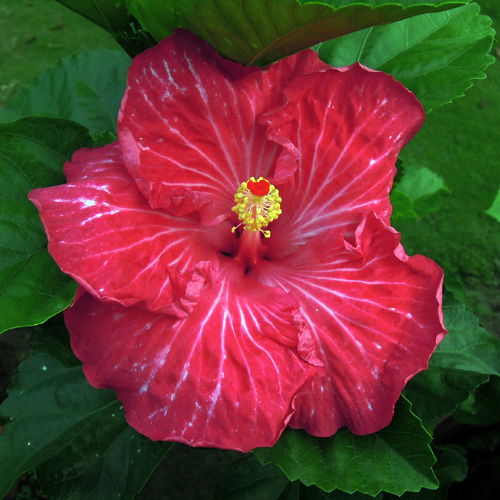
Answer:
[{"left": 231, "top": 177, "right": 282, "bottom": 238}]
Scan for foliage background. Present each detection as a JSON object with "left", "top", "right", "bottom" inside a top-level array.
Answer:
[{"left": 0, "top": 0, "right": 498, "bottom": 498}]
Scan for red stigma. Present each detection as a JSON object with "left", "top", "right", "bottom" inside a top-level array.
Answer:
[{"left": 247, "top": 178, "right": 270, "bottom": 196}]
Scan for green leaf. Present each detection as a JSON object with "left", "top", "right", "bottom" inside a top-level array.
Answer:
[
  {"left": 485, "top": 185, "right": 500, "bottom": 222},
  {"left": 213, "top": 455, "right": 292, "bottom": 500},
  {"left": 297, "top": 488, "right": 383, "bottom": 500},
  {"left": 56, "top": 0, "right": 156, "bottom": 56},
  {"left": 258, "top": 447, "right": 465, "bottom": 500},
  {"left": 405, "top": 363, "right": 488, "bottom": 431},
  {"left": 254, "top": 396, "right": 438, "bottom": 496},
  {"left": 213, "top": 454, "right": 384, "bottom": 499},
  {"left": 126, "top": 0, "right": 469, "bottom": 66},
  {"left": 0, "top": 49, "right": 131, "bottom": 136},
  {"left": 316, "top": 3, "right": 495, "bottom": 111},
  {"left": 304, "top": 0, "right": 468, "bottom": 5},
  {"left": 126, "top": 0, "right": 177, "bottom": 38},
  {"left": 0, "top": 324, "right": 171, "bottom": 499},
  {"left": 454, "top": 375, "right": 500, "bottom": 425},
  {"left": 0, "top": 117, "right": 94, "bottom": 334},
  {"left": 56, "top": 0, "right": 131, "bottom": 33},
  {"left": 430, "top": 304, "right": 500, "bottom": 376},
  {"left": 398, "top": 446, "right": 467, "bottom": 500},
  {"left": 431, "top": 447, "right": 468, "bottom": 499},
  {"left": 396, "top": 166, "right": 449, "bottom": 201},
  {"left": 390, "top": 189, "right": 418, "bottom": 220},
  {"left": 393, "top": 166, "right": 450, "bottom": 217},
  {"left": 405, "top": 303, "right": 500, "bottom": 430}
]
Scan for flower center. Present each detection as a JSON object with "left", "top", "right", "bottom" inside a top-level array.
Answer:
[{"left": 231, "top": 177, "right": 282, "bottom": 238}]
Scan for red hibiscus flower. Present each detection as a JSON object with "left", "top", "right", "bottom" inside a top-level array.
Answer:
[{"left": 29, "top": 30, "right": 445, "bottom": 452}]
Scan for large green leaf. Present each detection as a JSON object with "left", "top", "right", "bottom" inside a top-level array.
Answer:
[
  {"left": 213, "top": 454, "right": 384, "bottom": 499},
  {"left": 404, "top": 367, "right": 488, "bottom": 431},
  {"left": 0, "top": 324, "right": 171, "bottom": 499},
  {"left": 56, "top": 0, "right": 130, "bottom": 33},
  {"left": 126, "top": 0, "right": 469, "bottom": 66},
  {"left": 55, "top": 0, "right": 156, "bottom": 56},
  {"left": 254, "top": 396, "right": 438, "bottom": 496},
  {"left": 213, "top": 455, "right": 292, "bottom": 500},
  {"left": 316, "top": 3, "right": 495, "bottom": 111},
  {"left": 405, "top": 303, "right": 500, "bottom": 430},
  {"left": 306, "top": 0, "right": 466, "bottom": 5},
  {"left": 0, "top": 117, "right": 94, "bottom": 334},
  {"left": 0, "top": 49, "right": 131, "bottom": 136},
  {"left": 424, "top": 303, "right": 500, "bottom": 375},
  {"left": 127, "top": 0, "right": 177, "bottom": 39},
  {"left": 399, "top": 446, "right": 467, "bottom": 500},
  {"left": 215, "top": 446, "right": 466, "bottom": 500},
  {"left": 454, "top": 376, "right": 500, "bottom": 426}
]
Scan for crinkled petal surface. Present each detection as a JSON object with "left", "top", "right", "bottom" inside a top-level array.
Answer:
[
  {"left": 262, "top": 64, "right": 425, "bottom": 259},
  {"left": 66, "top": 262, "right": 312, "bottom": 452},
  {"left": 251, "top": 213, "right": 445, "bottom": 436},
  {"left": 29, "top": 143, "right": 233, "bottom": 316},
  {"left": 29, "top": 29, "right": 446, "bottom": 451},
  {"left": 118, "top": 29, "right": 330, "bottom": 223}
]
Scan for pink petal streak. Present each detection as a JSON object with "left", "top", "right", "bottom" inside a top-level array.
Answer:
[
  {"left": 29, "top": 143, "right": 231, "bottom": 316},
  {"left": 66, "top": 261, "right": 313, "bottom": 452},
  {"left": 252, "top": 213, "right": 445, "bottom": 436}
]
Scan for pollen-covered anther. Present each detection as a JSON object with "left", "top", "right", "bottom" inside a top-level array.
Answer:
[{"left": 231, "top": 177, "right": 282, "bottom": 238}]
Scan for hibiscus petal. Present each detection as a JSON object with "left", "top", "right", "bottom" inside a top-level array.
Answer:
[
  {"left": 118, "top": 29, "right": 330, "bottom": 222},
  {"left": 29, "top": 142, "right": 233, "bottom": 315},
  {"left": 66, "top": 261, "right": 313, "bottom": 452},
  {"left": 262, "top": 64, "right": 425, "bottom": 258},
  {"left": 252, "top": 213, "right": 445, "bottom": 436}
]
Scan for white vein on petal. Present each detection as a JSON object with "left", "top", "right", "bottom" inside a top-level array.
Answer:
[{"left": 184, "top": 52, "right": 236, "bottom": 182}]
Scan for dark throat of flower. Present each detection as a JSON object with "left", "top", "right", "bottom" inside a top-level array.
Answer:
[{"left": 231, "top": 177, "right": 282, "bottom": 267}]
